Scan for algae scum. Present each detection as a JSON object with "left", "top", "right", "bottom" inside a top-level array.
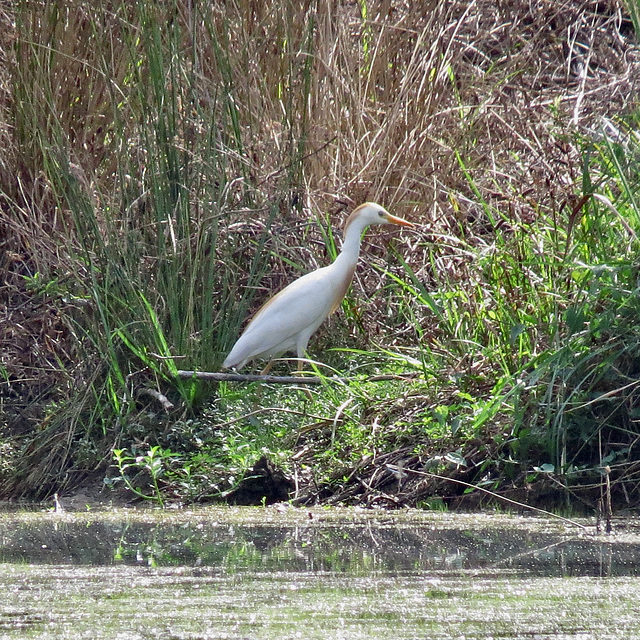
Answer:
[{"left": 0, "top": 508, "right": 639, "bottom": 639}]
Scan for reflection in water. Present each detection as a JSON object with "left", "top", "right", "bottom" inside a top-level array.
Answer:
[
  {"left": 0, "top": 508, "right": 638, "bottom": 577},
  {"left": 1, "top": 510, "right": 640, "bottom": 640}
]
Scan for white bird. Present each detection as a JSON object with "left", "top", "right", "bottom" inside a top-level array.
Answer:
[{"left": 223, "top": 202, "right": 414, "bottom": 371}]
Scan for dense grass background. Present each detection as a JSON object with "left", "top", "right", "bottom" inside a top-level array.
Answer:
[{"left": 1, "top": 0, "right": 639, "bottom": 510}]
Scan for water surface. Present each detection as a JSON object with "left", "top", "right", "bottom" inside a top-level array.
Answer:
[{"left": 1, "top": 507, "right": 639, "bottom": 639}]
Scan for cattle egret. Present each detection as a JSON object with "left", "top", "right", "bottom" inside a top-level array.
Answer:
[{"left": 223, "top": 202, "right": 414, "bottom": 371}]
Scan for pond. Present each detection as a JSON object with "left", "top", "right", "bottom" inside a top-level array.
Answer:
[{"left": 0, "top": 506, "right": 639, "bottom": 639}]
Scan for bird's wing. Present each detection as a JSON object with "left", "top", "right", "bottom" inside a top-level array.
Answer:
[
  {"left": 243, "top": 265, "right": 337, "bottom": 339},
  {"left": 224, "top": 262, "right": 355, "bottom": 369},
  {"left": 224, "top": 265, "right": 342, "bottom": 367}
]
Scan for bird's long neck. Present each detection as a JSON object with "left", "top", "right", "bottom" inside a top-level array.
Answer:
[{"left": 334, "top": 215, "right": 369, "bottom": 270}]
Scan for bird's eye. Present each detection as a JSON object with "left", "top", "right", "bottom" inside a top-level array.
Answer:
[{"left": 378, "top": 210, "right": 385, "bottom": 217}]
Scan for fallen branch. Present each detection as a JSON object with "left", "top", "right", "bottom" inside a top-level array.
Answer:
[
  {"left": 176, "top": 370, "right": 419, "bottom": 385},
  {"left": 177, "top": 370, "right": 326, "bottom": 384}
]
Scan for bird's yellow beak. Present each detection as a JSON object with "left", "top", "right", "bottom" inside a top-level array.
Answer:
[{"left": 385, "top": 213, "right": 415, "bottom": 228}]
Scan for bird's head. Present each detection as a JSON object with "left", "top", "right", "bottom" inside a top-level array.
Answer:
[{"left": 345, "top": 202, "right": 415, "bottom": 234}]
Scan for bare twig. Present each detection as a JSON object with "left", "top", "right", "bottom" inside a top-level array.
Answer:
[
  {"left": 386, "top": 465, "right": 590, "bottom": 531},
  {"left": 255, "top": 136, "right": 337, "bottom": 187},
  {"left": 176, "top": 370, "right": 419, "bottom": 385},
  {"left": 177, "top": 370, "right": 330, "bottom": 384},
  {"left": 137, "top": 387, "right": 175, "bottom": 411}
]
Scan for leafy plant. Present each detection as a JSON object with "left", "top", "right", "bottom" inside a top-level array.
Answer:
[{"left": 109, "top": 446, "right": 178, "bottom": 507}]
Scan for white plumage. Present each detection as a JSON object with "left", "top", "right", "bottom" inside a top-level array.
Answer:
[{"left": 223, "top": 202, "right": 414, "bottom": 370}]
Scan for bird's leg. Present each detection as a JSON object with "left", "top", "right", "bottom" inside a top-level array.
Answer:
[
  {"left": 248, "top": 361, "right": 273, "bottom": 411},
  {"left": 295, "top": 350, "right": 313, "bottom": 401}
]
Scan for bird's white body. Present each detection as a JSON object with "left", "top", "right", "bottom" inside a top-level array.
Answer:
[{"left": 223, "top": 203, "right": 413, "bottom": 370}]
